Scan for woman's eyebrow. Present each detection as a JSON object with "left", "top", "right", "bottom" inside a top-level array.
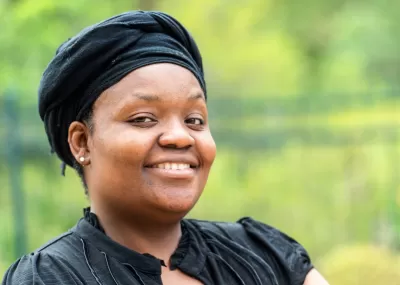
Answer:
[
  {"left": 188, "top": 93, "right": 205, "bottom": 101},
  {"left": 131, "top": 93, "right": 160, "bottom": 101},
  {"left": 130, "top": 92, "right": 205, "bottom": 102}
]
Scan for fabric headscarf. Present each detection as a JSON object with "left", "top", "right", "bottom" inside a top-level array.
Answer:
[{"left": 38, "top": 11, "right": 206, "bottom": 172}]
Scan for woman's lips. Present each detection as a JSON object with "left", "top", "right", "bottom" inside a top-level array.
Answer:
[
  {"left": 145, "top": 162, "right": 197, "bottom": 179},
  {"left": 145, "top": 167, "right": 196, "bottom": 179}
]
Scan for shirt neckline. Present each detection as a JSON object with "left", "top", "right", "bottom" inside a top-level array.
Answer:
[{"left": 70, "top": 208, "right": 206, "bottom": 276}]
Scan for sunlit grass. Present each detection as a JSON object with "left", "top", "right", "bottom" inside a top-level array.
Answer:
[{"left": 320, "top": 244, "right": 400, "bottom": 284}]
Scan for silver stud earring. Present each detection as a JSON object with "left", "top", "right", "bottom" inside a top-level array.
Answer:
[{"left": 79, "top": 157, "right": 85, "bottom": 162}]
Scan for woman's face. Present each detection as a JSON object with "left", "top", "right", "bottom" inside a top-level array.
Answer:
[{"left": 72, "top": 63, "right": 216, "bottom": 223}]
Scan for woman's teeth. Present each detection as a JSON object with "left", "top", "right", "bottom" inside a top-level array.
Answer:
[{"left": 153, "top": 163, "right": 191, "bottom": 170}]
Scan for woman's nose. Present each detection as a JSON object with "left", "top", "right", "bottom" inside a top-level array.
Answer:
[{"left": 158, "top": 121, "right": 195, "bottom": 149}]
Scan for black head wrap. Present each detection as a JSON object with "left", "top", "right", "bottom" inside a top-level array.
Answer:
[{"left": 38, "top": 11, "right": 206, "bottom": 172}]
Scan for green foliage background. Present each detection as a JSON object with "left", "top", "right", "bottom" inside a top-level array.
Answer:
[{"left": 2, "top": 0, "right": 400, "bottom": 283}]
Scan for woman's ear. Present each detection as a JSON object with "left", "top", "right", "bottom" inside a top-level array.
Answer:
[{"left": 68, "top": 121, "right": 91, "bottom": 166}]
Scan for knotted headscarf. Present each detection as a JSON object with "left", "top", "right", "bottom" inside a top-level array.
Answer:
[{"left": 38, "top": 11, "right": 206, "bottom": 171}]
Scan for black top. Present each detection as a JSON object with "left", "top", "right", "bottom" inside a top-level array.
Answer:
[{"left": 2, "top": 209, "right": 313, "bottom": 285}]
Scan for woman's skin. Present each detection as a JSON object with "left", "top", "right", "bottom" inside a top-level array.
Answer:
[{"left": 67, "top": 63, "right": 328, "bottom": 285}]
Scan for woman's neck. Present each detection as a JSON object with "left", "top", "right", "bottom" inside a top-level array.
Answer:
[{"left": 90, "top": 207, "right": 183, "bottom": 266}]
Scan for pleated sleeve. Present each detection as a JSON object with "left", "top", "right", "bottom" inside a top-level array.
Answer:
[
  {"left": 2, "top": 253, "right": 82, "bottom": 285},
  {"left": 237, "top": 217, "right": 314, "bottom": 285}
]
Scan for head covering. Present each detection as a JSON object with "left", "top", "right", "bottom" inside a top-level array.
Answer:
[{"left": 38, "top": 11, "right": 206, "bottom": 172}]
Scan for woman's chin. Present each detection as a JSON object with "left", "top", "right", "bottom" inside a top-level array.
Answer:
[{"left": 151, "top": 192, "right": 200, "bottom": 217}]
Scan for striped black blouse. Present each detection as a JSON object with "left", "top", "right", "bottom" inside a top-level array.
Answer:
[{"left": 2, "top": 209, "right": 313, "bottom": 284}]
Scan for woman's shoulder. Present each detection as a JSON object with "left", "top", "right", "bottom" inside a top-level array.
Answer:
[
  {"left": 186, "top": 217, "right": 314, "bottom": 285},
  {"left": 187, "top": 216, "right": 306, "bottom": 246},
  {"left": 2, "top": 231, "right": 86, "bottom": 285}
]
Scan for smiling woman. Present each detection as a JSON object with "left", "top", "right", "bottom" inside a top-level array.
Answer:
[
  {"left": 75, "top": 63, "right": 216, "bottom": 226},
  {"left": 1, "top": 11, "right": 327, "bottom": 285}
]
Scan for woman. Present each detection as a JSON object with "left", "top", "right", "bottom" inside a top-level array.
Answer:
[{"left": 2, "top": 11, "right": 328, "bottom": 285}]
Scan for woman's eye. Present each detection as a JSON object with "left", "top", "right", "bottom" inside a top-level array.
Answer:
[
  {"left": 129, "top": 117, "right": 156, "bottom": 127},
  {"left": 132, "top": 117, "right": 153, "bottom": 123},
  {"left": 186, "top": 118, "right": 204, "bottom": 125}
]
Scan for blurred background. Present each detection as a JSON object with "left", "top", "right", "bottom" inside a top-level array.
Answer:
[{"left": 1, "top": 0, "right": 400, "bottom": 283}]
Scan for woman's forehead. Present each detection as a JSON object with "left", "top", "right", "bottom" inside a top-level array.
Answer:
[
  {"left": 95, "top": 64, "right": 205, "bottom": 107},
  {"left": 118, "top": 63, "right": 202, "bottom": 87},
  {"left": 95, "top": 90, "right": 206, "bottom": 116}
]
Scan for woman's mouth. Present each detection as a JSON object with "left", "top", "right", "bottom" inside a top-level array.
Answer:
[
  {"left": 149, "top": 163, "right": 192, "bottom": 170},
  {"left": 145, "top": 162, "right": 197, "bottom": 179}
]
